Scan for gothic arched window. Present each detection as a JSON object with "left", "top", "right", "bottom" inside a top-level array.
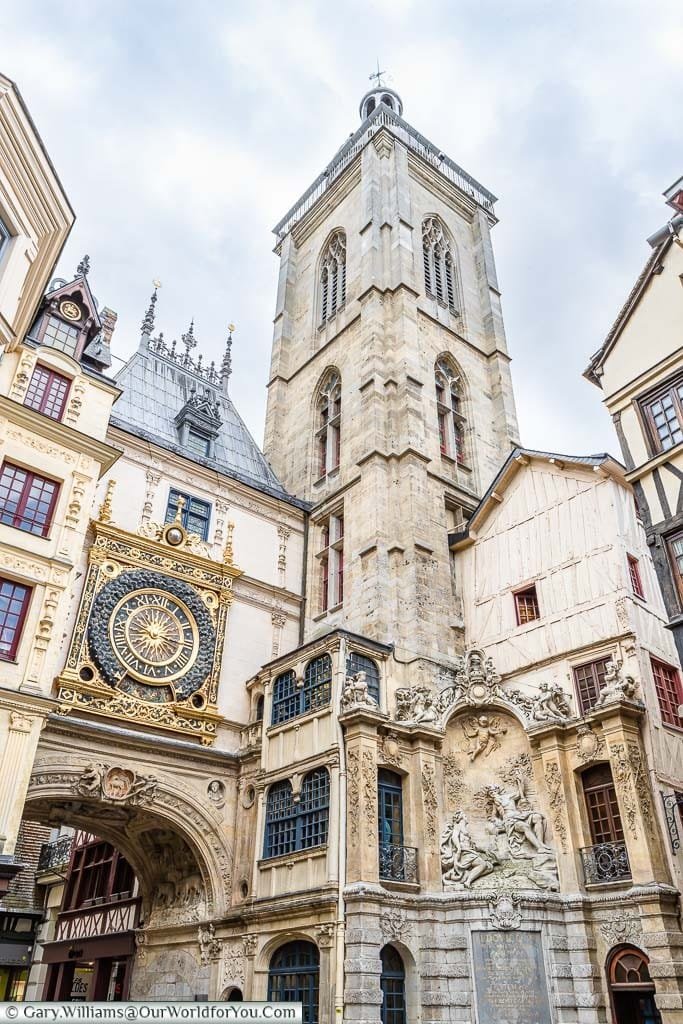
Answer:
[
  {"left": 268, "top": 941, "right": 320, "bottom": 1023},
  {"left": 303, "top": 654, "right": 333, "bottom": 712},
  {"left": 435, "top": 358, "right": 466, "bottom": 465},
  {"left": 319, "top": 231, "right": 346, "bottom": 324},
  {"left": 380, "top": 945, "right": 407, "bottom": 1024},
  {"left": 316, "top": 371, "right": 341, "bottom": 478},
  {"left": 271, "top": 655, "right": 332, "bottom": 725},
  {"left": 264, "top": 770, "right": 330, "bottom": 859},
  {"left": 422, "top": 217, "right": 460, "bottom": 315}
]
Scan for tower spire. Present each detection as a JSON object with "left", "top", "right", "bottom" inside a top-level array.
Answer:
[
  {"left": 220, "top": 323, "right": 235, "bottom": 394},
  {"left": 182, "top": 318, "right": 197, "bottom": 355},
  {"left": 76, "top": 254, "right": 91, "bottom": 277},
  {"left": 140, "top": 279, "right": 161, "bottom": 337}
]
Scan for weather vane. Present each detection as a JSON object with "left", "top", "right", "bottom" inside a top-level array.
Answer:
[{"left": 369, "top": 58, "right": 387, "bottom": 88}]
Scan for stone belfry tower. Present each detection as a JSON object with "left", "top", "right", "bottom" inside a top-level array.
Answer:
[{"left": 264, "top": 83, "right": 519, "bottom": 661}]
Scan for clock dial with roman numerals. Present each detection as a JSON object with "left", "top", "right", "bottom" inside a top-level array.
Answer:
[
  {"left": 87, "top": 568, "right": 216, "bottom": 704},
  {"left": 109, "top": 589, "right": 199, "bottom": 683}
]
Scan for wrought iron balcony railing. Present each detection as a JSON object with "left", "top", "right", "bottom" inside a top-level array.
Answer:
[
  {"left": 37, "top": 836, "right": 73, "bottom": 874},
  {"left": 580, "top": 840, "right": 631, "bottom": 884},
  {"left": 379, "top": 843, "right": 418, "bottom": 884}
]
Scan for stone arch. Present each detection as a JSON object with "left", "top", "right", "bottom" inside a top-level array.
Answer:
[
  {"left": 379, "top": 941, "right": 417, "bottom": 1024},
  {"left": 24, "top": 752, "right": 232, "bottom": 919}
]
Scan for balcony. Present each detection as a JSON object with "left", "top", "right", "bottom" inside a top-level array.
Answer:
[
  {"left": 580, "top": 840, "right": 631, "bottom": 884},
  {"left": 37, "top": 836, "right": 73, "bottom": 876},
  {"left": 379, "top": 843, "right": 418, "bottom": 884}
]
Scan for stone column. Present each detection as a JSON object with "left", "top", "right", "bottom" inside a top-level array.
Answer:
[
  {"left": 0, "top": 706, "right": 43, "bottom": 855},
  {"left": 408, "top": 733, "right": 442, "bottom": 890},
  {"left": 528, "top": 722, "right": 582, "bottom": 890},
  {"left": 344, "top": 720, "right": 378, "bottom": 884},
  {"left": 596, "top": 704, "right": 668, "bottom": 884}
]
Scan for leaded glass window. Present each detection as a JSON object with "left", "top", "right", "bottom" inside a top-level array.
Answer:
[
  {"left": 435, "top": 358, "right": 466, "bottom": 464},
  {"left": 268, "top": 942, "right": 319, "bottom": 1024},
  {"left": 380, "top": 945, "right": 407, "bottom": 1024},
  {"left": 272, "top": 669, "right": 299, "bottom": 725},
  {"left": 165, "top": 489, "right": 211, "bottom": 540},
  {"left": 263, "top": 770, "right": 329, "bottom": 859}
]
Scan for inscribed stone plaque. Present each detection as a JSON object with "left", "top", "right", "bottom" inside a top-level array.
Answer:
[{"left": 472, "top": 930, "right": 552, "bottom": 1024}]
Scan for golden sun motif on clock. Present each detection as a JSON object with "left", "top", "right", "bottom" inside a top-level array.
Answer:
[{"left": 109, "top": 589, "right": 200, "bottom": 684}]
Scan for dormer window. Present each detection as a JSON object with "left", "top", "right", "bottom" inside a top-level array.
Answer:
[
  {"left": 186, "top": 428, "right": 211, "bottom": 458},
  {"left": 174, "top": 384, "right": 222, "bottom": 461},
  {"left": 42, "top": 315, "right": 80, "bottom": 357}
]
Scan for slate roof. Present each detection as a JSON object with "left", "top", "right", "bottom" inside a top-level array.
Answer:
[{"left": 111, "top": 339, "right": 300, "bottom": 505}]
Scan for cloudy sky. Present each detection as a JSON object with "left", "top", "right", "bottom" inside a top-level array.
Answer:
[{"left": 2, "top": 1, "right": 680, "bottom": 458}]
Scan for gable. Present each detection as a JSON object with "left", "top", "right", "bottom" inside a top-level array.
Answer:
[{"left": 600, "top": 241, "right": 683, "bottom": 400}]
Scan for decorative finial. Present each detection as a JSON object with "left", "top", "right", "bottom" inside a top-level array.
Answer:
[
  {"left": 98, "top": 479, "right": 116, "bottom": 524},
  {"left": 141, "top": 280, "right": 161, "bottom": 336},
  {"left": 223, "top": 521, "right": 235, "bottom": 565},
  {"left": 182, "top": 319, "right": 197, "bottom": 354},
  {"left": 220, "top": 323, "right": 235, "bottom": 389},
  {"left": 174, "top": 495, "right": 186, "bottom": 524},
  {"left": 369, "top": 58, "right": 386, "bottom": 88},
  {"left": 76, "top": 255, "right": 91, "bottom": 277}
]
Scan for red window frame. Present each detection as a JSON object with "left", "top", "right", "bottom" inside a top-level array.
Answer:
[
  {"left": 582, "top": 766, "right": 624, "bottom": 845},
  {"left": 23, "top": 365, "right": 71, "bottom": 421},
  {"left": 0, "top": 462, "right": 60, "bottom": 537},
  {"left": 514, "top": 584, "right": 540, "bottom": 625},
  {"left": 0, "top": 577, "right": 31, "bottom": 661},
  {"left": 627, "top": 555, "right": 645, "bottom": 600},
  {"left": 650, "top": 657, "right": 683, "bottom": 729}
]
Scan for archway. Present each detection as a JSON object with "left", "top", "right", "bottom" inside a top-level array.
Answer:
[
  {"left": 15, "top": 732, "right": 234, "bottom": 1002},
  {"left": 607, "top": 946, "right": 662, "bottom": 1024}
]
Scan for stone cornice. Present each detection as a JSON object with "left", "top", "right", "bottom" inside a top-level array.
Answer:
[
  {"left": 42, "top": 712, "right": 240, "bottom": 768},
  {"left": 0, "top": 395, "right": 120, "bottom": 475}
]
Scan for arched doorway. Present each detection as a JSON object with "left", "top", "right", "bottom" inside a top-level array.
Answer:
[
  {"left": 380, "top": 945, "right": 406, "bottom": 1024},
  {"left": 267, "top": 941, "right": 319, "bottom": 1023},
  {"left": 607, "top": 947, "right": 662, "bottom": 1024}
]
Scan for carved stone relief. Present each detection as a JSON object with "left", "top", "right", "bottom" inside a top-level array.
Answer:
[
  {"left": 488, "top": 891, "right": 522, "bottom": 930},
  {"left": 73, "top": 763, "right": 157, "bottom": 806},
  {"left": 575, "top": 724, "right": 606, "bottom": 764},
  {"left": 543, "top": 761, "right": 568, "bottom": 854},
  {"left": 347, "top": 748, "right": 360, "bottom": 846},
  {"left": 610, "top": 741, "right": 654, "bottom": 838},
  {"left": 361, "top": 749, "right": 376, "bottom": 844},
  {"left": 379, "top": 732, "right": 403, "bottom": 768},
  {"left": 198, "top": 923, "right": 221, "bottom": 966},
  {"left": 421, "top": 762, "right": 438, "bottom": 846},
  {"left": 599, "top": 912, "right": 643, "bottom": 948},
  {"left": 380, "top": 907, "right": 412, "bottom": 942},
  {"left": 594, "top": 659, "right": 640, "bottom": 708},
  {"left": 440, "top": 713, "right": 559, "bottom": 891},
  {"left": 394, "top": 648, "right": 573, "bottom": 730}
]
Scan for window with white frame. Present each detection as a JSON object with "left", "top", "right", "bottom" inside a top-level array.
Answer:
[
  {"left": 316, "top": 371, "right": 341, "bottom": 478},
  {"left": 318, "top": 511, "right": 344, "bottom": 611},
  {"left": 435, "top": 358, "right": 466, "bottom": 464},
  {"left": 422, "top": 216, "right": 460, "bottom": 315},
  {"left": 0, "top": 216, "right": 10, "bottom": 262},
  {"left": 319, "top": 231, "right": 346, "bottom": 324}
]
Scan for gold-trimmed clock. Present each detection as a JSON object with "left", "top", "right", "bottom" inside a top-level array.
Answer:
[
  {"left": 55, "top": 512, "right": 239, "bottom": 745},
  {"left": 59, "top": 299, "right": 81, "bottom": 322},
  {"left": 88, "top": 569, "right": 215, "bottom": 706}
]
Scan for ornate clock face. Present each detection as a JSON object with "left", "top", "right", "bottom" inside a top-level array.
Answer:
[
  {"left": 59, "top": 299, "right": 81, "bottom": 321},
  {"left": 109, "top": 589, "right": 199, "bottom": 683},
  {"left": 87, "top": 569, "right": 216, "bottom": 704}
]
